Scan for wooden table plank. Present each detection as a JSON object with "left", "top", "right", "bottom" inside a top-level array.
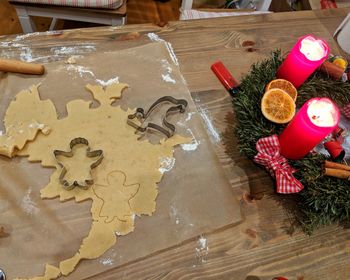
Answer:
[{"left": 0, "top": 8, "right": 349, "bottom": 280}]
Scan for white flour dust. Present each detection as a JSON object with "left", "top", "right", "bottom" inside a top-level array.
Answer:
[
  {"left": 20, "top": 188, "right": 39, "bottom": 216},
  {"left": 161, "top": 59, "right": 176, "bottom": 84},
  {"left": 100, "top": 258, "right": 114, "bottom": 266},
  {"left": 96, "top": 77, "right": 120, "bottom": 87},
  {"left": 51, "top": 45, "right": 96, "bottom": 56},
  {"left": 66, "top": 65, "right": 95, "bottom": 78},
  {"left": 185, "top": 112, "right": 195, "bottom": 122},
  {"left": 197, "top": 106, "right": 220, "bottom": 143},
  {"left": 0, "top": 42, "right": 24, "bottom": 48},
  {"left": 19, "top": 47, "right": 34, "bottom": 62},
  {"left": 195, "top": 235, "right": 209, "bottom": 263},
  {"left": 159, "top": 157, "right": 176, "bottom": 174},
  {"left": 181, "top": 128, "right": 200, "bottom": 152},
  {"left": 169, "top": 205, "right": 180, "bottom": 225},
  {"left": 147, "top": 33, "right": 179, "bottom": 66},
  {"left": 28, "top": 121, "right": 45, "bottom": 130},
  {"left": 162, "top": 74, "right": 176, "bottom": 84},
  {"left": 14, "top": 31, "right": 60, "bottom": 41},
  {"left": 99, "top": 248, "right": 119, "bottom": 267},
  {"left": 0, "top": 32, "right": 96, "bottom": 62}
]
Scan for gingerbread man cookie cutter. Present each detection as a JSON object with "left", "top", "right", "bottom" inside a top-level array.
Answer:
[
  {"left": 54, "top": 137, "right": 103, "bottom": 190},
  {"left": 127, "top": 96, "right": 188, "bottom": 138}
]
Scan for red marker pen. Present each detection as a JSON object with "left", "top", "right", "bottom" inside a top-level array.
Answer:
[{"left": 211, "top": 61, "right": 239, "bottom": 96}]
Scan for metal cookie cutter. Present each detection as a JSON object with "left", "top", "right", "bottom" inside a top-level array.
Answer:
[
  {"left": 54, "top": 137, "right": 103, "bottom": 190},
  {"left": 0, "top": 269, "right": 5, "bottom": 280},
  {"left": 127, "top": 96, "right": 188, "bottom": 138}
]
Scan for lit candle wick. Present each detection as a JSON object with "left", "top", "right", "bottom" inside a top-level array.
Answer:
[{"left": 312, "top": 115, "right": 319, "bottom": 120}]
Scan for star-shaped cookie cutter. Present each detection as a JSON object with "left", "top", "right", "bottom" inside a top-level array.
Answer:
[
  {"left": 54, "top": 137, "right": 103, "bottom": 190},
  {"left": 127, "top": 96, "right": 188, "bottom": 138}
]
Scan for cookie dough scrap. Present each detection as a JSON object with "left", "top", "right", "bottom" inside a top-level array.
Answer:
[
  {"left": 3, "top": 82, "right": 191, "bottom": 279},
  {"left": 0, "top": 85, "right": 53, "bottom": 157}
]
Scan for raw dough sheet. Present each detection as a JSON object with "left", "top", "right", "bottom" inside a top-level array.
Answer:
[{"left": 0, "top": 41, "right": 241, "bottom": 279}]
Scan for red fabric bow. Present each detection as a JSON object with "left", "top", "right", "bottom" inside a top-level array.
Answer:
[{"left": 254, "top": 135, "right": 304, "bottom": 194}]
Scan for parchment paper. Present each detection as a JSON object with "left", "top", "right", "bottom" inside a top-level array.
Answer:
[{"left": 0, "top": 41, "right": 241, "bottom": 279}]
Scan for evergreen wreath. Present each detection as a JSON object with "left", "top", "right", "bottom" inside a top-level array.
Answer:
[{"left": 233, "top": 50, "right": 350, "bottom": 234}]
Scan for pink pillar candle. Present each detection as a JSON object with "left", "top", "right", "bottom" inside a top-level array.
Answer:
[
  {"left": 277, "top": 35, "right": 330, "bottom": 88},
  {"left": 279, "top": 97, "right": 340, "bottom": 160}
]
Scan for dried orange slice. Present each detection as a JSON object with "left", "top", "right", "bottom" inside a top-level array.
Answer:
[
  {"left": 333, "top": 57, "right": 348, "bottom": 70},
  {"left": 261, "top": 88, "right": 295, "bottom": 124},
  {"left": 265, "top": 79, "right": 298, "bottom": 101}
]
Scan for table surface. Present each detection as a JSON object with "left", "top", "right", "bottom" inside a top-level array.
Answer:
[{"left": 1, "top": 7, "right": 350, "bottom": 280}]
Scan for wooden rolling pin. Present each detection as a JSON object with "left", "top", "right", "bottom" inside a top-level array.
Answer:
[{"left": 0, "top": 59, "right": 45, "bottom": 75}]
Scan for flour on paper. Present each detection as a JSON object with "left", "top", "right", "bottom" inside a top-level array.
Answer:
[
  {"left": 1, "top": 83, "right": 190, "bottom": 280},
  {"left": 147, "top": 33, "right": 179, "bottom": 66},
  {"left": 20, "top": 188, "right": 39, "bottom": 216}
]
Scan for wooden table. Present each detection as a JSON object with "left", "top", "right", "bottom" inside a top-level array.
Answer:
[{"left": 1, "top": 7, "right": 349, "bottom": 280}]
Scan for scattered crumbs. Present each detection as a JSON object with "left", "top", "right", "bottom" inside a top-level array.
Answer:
[
  {"left": 175, "top": 218, "right": 180, "bottom": 225},
  {"left": 65, "top": 57, "right": 77, "bottom": 64},
  {"left": 20, "top": 188, "right": 39, "bottom": 216},
  {"left": 41, "top": 126, "right": 51, "bottom": 135},
  {"left": 162, "top": 74, "right": 176, "bottom": 84},
  {"left": 96, "top": 77, "right": 119, "bottom": 87},
  {"left": 159, "top": 157, "right": 176, "bottom": 174}
]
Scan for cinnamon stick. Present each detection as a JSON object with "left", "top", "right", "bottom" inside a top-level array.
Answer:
[
  {"left": 324, "top": 168, "right": 350, "bottom": 180},
  {"left": 319, "top": 61, "right": 344, "bottom": 81},
  {"left": 324, "top": 160, "right": 350, "bottom": 172}
]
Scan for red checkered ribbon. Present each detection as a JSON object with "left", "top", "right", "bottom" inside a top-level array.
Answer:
[
  {"left": 342, "top": 103, "right": 350, "bottom": 119},
  {"left": 254, "top": 135, "right": 304, "bottom": 194}
]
